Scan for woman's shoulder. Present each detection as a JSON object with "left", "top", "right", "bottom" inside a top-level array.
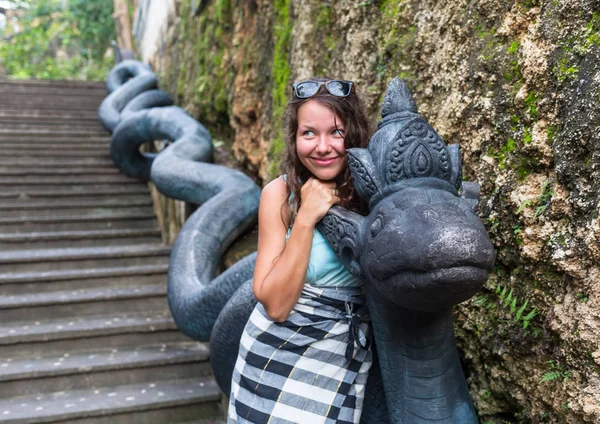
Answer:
[
  {"left": 262, "top": 176, "right": 286, "bottom": 197},
  {"left": 260, "top": 176, "right": 288, "bottom": 209},
  {"left": 259, "top": 176, "right": 290, "bottom": 229}
]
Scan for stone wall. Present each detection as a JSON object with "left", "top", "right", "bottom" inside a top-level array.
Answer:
[{"left": 135, "top": 0, "right": 600, "bottom": 422}]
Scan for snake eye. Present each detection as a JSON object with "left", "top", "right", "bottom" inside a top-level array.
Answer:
[{"left": 370, "top": 215, "right": 383, "bottom": 238}]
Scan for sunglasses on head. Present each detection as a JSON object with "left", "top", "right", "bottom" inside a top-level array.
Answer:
[{"left": 292, "top": 80, "right": 354, "bottom": 99}]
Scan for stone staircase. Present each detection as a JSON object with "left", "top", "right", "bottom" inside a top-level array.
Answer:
[{"left": 0, "top": 79, "right": 224, "bottom": 423}]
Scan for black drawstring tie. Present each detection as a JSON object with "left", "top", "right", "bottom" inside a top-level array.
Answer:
[{"left": 344, "top": 301, "right": 372, "bottom": 361}]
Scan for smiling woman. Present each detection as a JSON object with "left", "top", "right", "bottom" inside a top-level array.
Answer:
[
  {"left": 227, "top": 79, "right": 373, "bottom": 423},
  {"left": 295, "top": 99, "right": 347, "bottom": 181}
]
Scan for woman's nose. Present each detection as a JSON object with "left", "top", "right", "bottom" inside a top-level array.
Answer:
[{"left": 315, "top": 136, "right": 332, "bottom": 154}]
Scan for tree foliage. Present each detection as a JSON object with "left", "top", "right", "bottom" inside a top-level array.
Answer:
[{"left": 0, "top": 0, "right": 116, "bottom": 80}]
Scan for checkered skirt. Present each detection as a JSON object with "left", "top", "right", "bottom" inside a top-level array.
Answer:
[{"left": 228, "top": 284, "right": 372, "bottom": 424}]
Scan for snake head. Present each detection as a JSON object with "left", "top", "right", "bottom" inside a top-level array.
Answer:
[{"left": 319, "top": 77, "right": 495, "bottom": 312}]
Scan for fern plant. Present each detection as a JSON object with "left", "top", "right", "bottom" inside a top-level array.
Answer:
[
  {"left": 495, "top": 284, "right": 537, "bottom": 329},
  {"left": 539, "top": 360, "right": 572, "bottom": 384}
]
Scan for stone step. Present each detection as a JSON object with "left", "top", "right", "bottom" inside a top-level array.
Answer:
[
  {"left": 0, "top": 137, "right": 109, "bottom": 145},
  {"left": 0, "top": 363, "right": 215, "bottom": 408},
  {"left": 0, "top": 99, "right": 101, "bottom": 106},
  {"left": 0, "top": 342, "right": 209, "bottom": 396},
  {"left": 0, "top": 121, "right": 104, "bottom": 129},
  {"left": 0, "top": 79, "right": 106, "bottom": 89},
  {"left": 0, "top": 340, "right": 208, "bottom": 385},
  {"left": 0, "top": 167, "right": 121, "bottom": 177},
  {"left": 0, "top": 150, "right": 113, "bottom": 158},
  {"left": 0, "top": 263, "right": 168, "bottom": 285},
  {"left": 0, "top": 114, "right": 102, "bottom": 122},
  {"left": 0, "top": 282, "right": 168, "bottom": 322},
  {"left": 0, "top": 212, "right": 158, "bottom": 232},
  {"left": 0, "top": 184, "right": 147, "bottom": 197},
  {"left": 0, "top": 114, "right": 101, "bottom": 121},
  {"left": 0, "top": 138, "right": 109, "bottom": 146},
  {"left": 0, "top": 328, "right": 188, "bottom": 362},
  {"left": 0, "top": 143, "right": 109, "bottom": 151},
  {"left": 0, "top": 228, "right": 162, "bottom": 250},
  {"left": 0, "top": 130, "right": 109, "bottom": 138},
  {"left": 0, "top": 98, "right": 104, "bottom": 107},
  {"left": 0, "top": 190, "right": 149, "bottom": 203},
  {"left": 0, "top": 120, "right": 105, "bottom": 128},
  {"left": 0, "top": 174, "right": 141, "bottom": 184},
  {"left": 0, "top": 377, "right": 221, "bottom": 424},
  {"left": 0, "top": 264, "right": 168, "bottom": 295},
  {"left": 0, "top": 244, "right": 171, "bottom": 273},
  {"left": 0, "top": 103, "right": 102, "bottom": 111},
  {"left": 0, "top": 197, "right": 151, "bottom": 210},
  {"left": 0, "top": 205, "right": 153, "bottom": 218},
  {"left": 0, "top": 157, "right": 113, "bottom": 167},
  {"left": 0, "top": 93, "right": 102, "bottom": 103},
  {"left": 0, "top": 310, "right": 176, "bottom": 346},
  {"left": 2, "top": 277, "right": 167, "bottom": 310},
  {"left": 0, "top": 197, "right": 152, "bottom": 214}
]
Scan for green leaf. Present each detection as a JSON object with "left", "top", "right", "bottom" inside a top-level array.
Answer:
[
  {"left": 516, "top": 300, "right": 529, "bottom": 321},
  {"left": 503, "top": 289, "right": 513, "bottom": 308},
  {"left": 539, "top": 371, "right": 561, "bottom": 383},
  {"left": 524, "top": 308, "right": 537, "bottom": 321},
  {"left": 510, "top": 297, "right": 518, "bottom": 314}
]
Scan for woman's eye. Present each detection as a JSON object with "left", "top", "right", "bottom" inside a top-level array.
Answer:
[
  {"left": 303, "top": 130, "right": 315, "bottom": 137},
  {"left": 333, "top": 129, "right": 344, "bottom": 136}
]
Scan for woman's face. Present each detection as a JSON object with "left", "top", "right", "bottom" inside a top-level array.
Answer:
[{"left": 295, "top": 99, "right": 346, "bottom": 182}]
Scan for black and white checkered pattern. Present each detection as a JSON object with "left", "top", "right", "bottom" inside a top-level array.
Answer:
[{"left": 228, "top": 284, "right": 372, "bottom": 424}]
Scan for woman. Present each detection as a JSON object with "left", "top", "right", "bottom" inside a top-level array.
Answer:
[{"left": 228, "top": 78, "right": 372, "bottom": 423}]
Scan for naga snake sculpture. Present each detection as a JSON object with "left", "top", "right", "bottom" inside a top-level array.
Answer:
[{"left": 99, "top": 60, "right": 495, "bottom": 424}]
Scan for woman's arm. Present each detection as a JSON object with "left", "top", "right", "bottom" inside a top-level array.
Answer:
[{"left": 253, "top": 177, "right": 339, "bottom": 322}]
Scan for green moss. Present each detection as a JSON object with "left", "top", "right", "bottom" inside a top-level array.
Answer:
[
  {"left": 315, "top": 4, "right": 332, "bottom": 30},
  {"left": 313, "top": 3, "right": 337, "bottom": 74},
  {"left": 517, "top": 0, "right": 539, "bottom": 11},
  {"left": 267, "top": 0, "right": 292, "bottom": 179},
  {"left": 523, "top": 127, "right": 533, "bottom": 144},
  {"left": 490, "top": 137, "right": 515, "bottom": 170},
  {"left": 553, "top": 12, "right": 599, "bottom": 84},
  {"left": 379, "top": 0, "right": 407, "bottom": 19},
  {"left": 180, "top": 0, "right": 233, "bottom": 138},
  {"left": 377, "top": 1, "right": 416, "bottom": 84},
  {"left": 554, "top": 55, "right": 579, "bottom": 82},
  {"left": 524, "top": 91, "right": 537, "bottom": 119},
  {"left": 584, "top": 12, "right": 600, "bottom": 47}
]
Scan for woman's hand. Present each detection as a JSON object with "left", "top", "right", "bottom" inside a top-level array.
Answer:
[{"left": 296, "top": 177, "right": 341, "bottom": 226}]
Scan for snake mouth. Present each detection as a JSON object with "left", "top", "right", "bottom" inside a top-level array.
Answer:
[{"left": 370, "top": 266, "right": 489, "bottom": 311}]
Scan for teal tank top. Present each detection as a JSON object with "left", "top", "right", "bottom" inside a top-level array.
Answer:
[
  {"left": 286, "top": 227, "right": 362, "bottom": 287},
  {"left": 281, "top": 173, "right": 361, "bottom": 288}
]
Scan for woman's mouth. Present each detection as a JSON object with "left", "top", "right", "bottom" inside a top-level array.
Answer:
[{"left": 311, "top": 156, "right": 339, "bottom": 166}]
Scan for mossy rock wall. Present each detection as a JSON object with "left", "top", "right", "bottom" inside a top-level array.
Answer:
[{"left": 141, "top": 0, "right": 600, "bottom": 422}]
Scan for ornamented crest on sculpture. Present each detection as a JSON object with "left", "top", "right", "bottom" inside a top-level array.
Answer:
[
  {"left": 386, "top": 117, "right": 450, "bottom": 183},
  {"left": 346, "top": 78, "right": 462, "bottom": 207}
]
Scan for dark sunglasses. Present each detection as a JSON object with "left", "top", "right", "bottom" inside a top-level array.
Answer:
[{"left": 292, "top": 80, "right": 353, "bottom": 99}]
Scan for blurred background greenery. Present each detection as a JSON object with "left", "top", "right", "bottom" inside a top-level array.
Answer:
[{"left": 0, "top": 0, "right": 116, "bottom": 80}]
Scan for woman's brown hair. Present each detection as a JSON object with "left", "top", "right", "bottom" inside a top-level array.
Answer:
[{"left": 279, "top": 77, "right": 372, "bottom": 226}]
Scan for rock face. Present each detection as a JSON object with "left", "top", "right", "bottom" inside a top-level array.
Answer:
[{"left": 136, "top": 0, "right": 600, "bottom": 422}]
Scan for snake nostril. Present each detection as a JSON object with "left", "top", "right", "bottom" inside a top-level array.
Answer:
[{"left": 370, "top": 215, "right": 383, "bottom": 238}]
